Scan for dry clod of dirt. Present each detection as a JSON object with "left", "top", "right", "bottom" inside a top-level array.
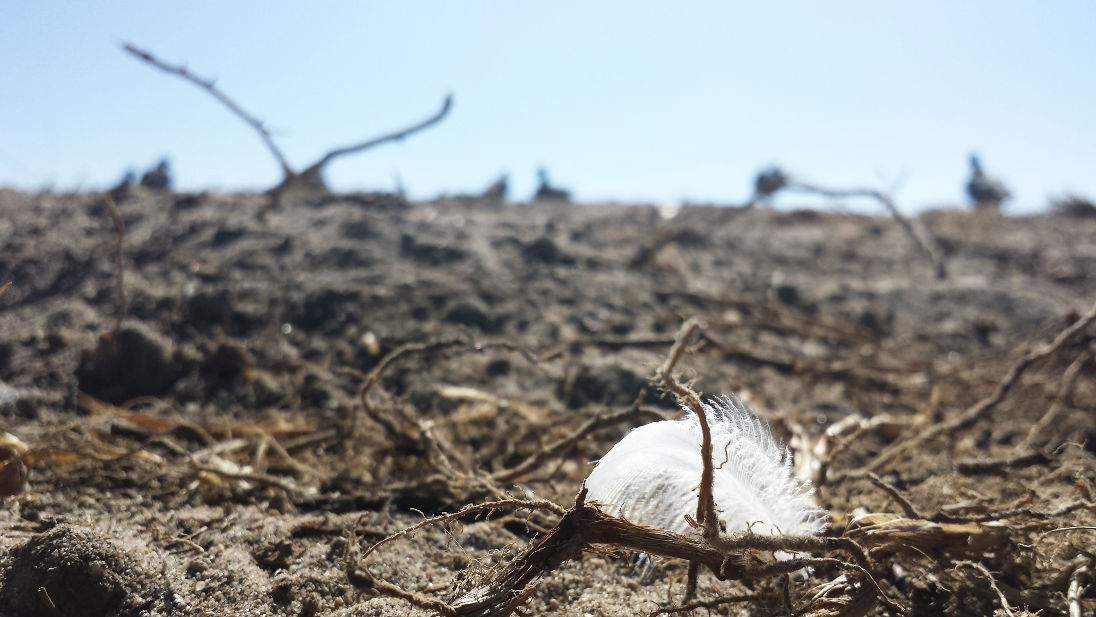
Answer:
[{"left": 0, "top": 524, "right": 176, "bottom": 617}]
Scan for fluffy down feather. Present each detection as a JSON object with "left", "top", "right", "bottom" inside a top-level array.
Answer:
[{"left": 585, "top": 394, "right": 828, "bottom": 543}]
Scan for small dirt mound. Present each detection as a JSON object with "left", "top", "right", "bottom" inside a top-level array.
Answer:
[{"left": 0, "top": 524, "right": 176, "bottom": 617}]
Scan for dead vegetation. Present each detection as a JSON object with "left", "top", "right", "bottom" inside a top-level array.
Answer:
[
  {"left": 751, "top": 167, "right": 948, "bottom": 279},
  {"left": 2, "top": 189, "right": 1095, "bottom": 616},
  {"left": 342, "top": 312, "right": 1096, "bottom": 616},
  {"left": 122, "top": 43, "right": 452, "bottom": 210}
]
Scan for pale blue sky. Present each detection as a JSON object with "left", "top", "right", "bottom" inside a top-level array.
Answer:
[{"left": 2, "top": 2, "right": 1094, "bottom": 212}]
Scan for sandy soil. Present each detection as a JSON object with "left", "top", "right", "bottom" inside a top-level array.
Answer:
[{"left": 1, "top": 187, "right": 1094, "bottom": 616}]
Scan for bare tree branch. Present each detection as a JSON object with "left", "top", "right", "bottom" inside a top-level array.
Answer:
[
  {"left": 124, "top": 41, "right": 453, "bottom": 206},
  {"left": 786, "top": 180, "right": 948, "bottom": 279},
  {"left": 297, "top": 94, "right": 453, "bottom": 182},
  {"left": 122, "top": 42, "right": 294, "bottom": 178}
]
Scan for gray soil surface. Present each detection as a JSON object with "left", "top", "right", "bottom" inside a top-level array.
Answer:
[{"left": 1, "top": 187, "right": 1094, "bottom": 616}]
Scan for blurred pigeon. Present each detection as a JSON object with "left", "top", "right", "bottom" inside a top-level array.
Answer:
[
  {"left": 533, "top": 168, "right": 571, "bottom": 202},
  {"left": 140, "top": 158, "right": 172, "bottom": 191},
  {"left": 480, "top": 174, "right": 508, "bottom": 201},
  {"left": 1051, "top": 194, "right": 1096, "bottom": 218},
  {"left": 393, "top": 173, "right": 407, "bottom": 198},
  {"left": 107, "top": 169, "right": 136, "bottom": 202},
  {"left": 967, "top": 155, "right": 1010, "bottom": 209},
  {"left": 753, "top": 166, "right": 788, "bottom": 201}
]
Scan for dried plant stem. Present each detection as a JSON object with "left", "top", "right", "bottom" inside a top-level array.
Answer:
[
  {"left": 104, "top": 195, "right": 128, "bottom": 340},
  {"left": 952, "top": 561, "right": 1017, "bottom": 617},
  {"left": 259, "top": 429, "right": 319, "bottom": 478},
  {"left": 647, "top": 593, "right": 763, "bottom": 616},
  {"left": 940, "top": 500, "right": 1094, "bottom": 526},
  {"left": 295, "top": 95, "right": 452, "bottom": 183},
  {"left": 655, "top": 318, "right": 719, "bottom": 541},
  {"left": 681, "top": 563, "right": 700, "bottom": 604},
  {"left": 122, "top": 43, "right": 293, "bottom": 177},
  {"left": 1068, "top": 564, "right": 1090, "bottom": 617},
  {"left": 442, "top": 496, "right": 732, "bottom": 614},
  {"left": 787, "top": 180, "right": 947, "bottom": 279},
  {"left": 37, "top": 586, "right": 59, "bottom": 614},
  {"left": 711, "top": 531, "right": 871, "bottom": 572},
  {"left": 954, "top": 450, "right": 1049, "bottom": 476},
  {"left": 1031, "top": 526, "right": 1096, "bottom": 550},
  {"left": 440, "top": 494, "right": 889, "bottom": 617},
  {"left": 1020, "top": 350, "right": 1090, "bottom": 451},
  {"left": 867, "top": 296, "right": 1096, "bottom": 472},
  {"left": 492, "top": 398, "right": 665, "bottom": 484},
  {"left": 346, "top": 325, "right": 922, "bottom": 617},
  {"left": 863, "top": 472, "right": 923, "bottom": 519},
  {"left": 123, "top": 42, "right": 452, "bottom": 201},
  {"left": 347, "top": 529, "right": 459, "bottom": 616},
  {"left": 652, "top": 318, "right": 714, "bottom": 606},
  {"left": 355, "top": 338, "right": 467, "bottom": 437},
  {"left": 360, "top": 498, "right": 567, "bottom": 562},
  {"left": 189, "top": 458, "right": 299, "bottom": 495},
  {"left": 359, "top": 339, "right": 468, "bottom": 400}
]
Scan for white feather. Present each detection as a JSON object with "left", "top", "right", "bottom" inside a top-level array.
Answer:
[{"left": 585, "top": 394, "right": 828, "bottom": 546}]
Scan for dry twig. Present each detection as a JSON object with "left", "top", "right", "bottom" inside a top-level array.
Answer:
[
  {"left": 647, "top": 593, "right": 763, "bottom": 616},
  {"left": 347, "top": 528, "right": 460, "bottom": 616},
  {"left": 654, "top": 318, "right": 719, "bottom": 540},
  {"left": 122, "top": 43, "right": 293, "bottom": 177},
  {"left": 189, "top": 456, "right": 300, "bottom": 496},
  {"left": 1068, "top": 564, "right": 1090, "bottom": 617},
  {"left": 123, "top": 42, "right": 452, "bottom": 206},
  {"left": 294, "top": 96, "right": 452, "bottom": 187},
  {"left": 359, "top": 498, "right": 567, "bottom": 562},
  {"left": 866, "top": 296, "right": 1096, "bottom": 473},
  {"left": 355, "top": 338, "right": 468, "bottom": 439},
  {"left": 346, "top": 499, "right": 567, "bottom": 617},
  {"left": 785, "top": 179, "right": 948, "bottom": 279},
  {"left": 1030, "top": 526, "right": 1096, "bottom": 551},
  {"left": 344, "top": 319, "right": 924, "bottom": 617},
  {"left": 954, "top": 451, "right": 1050, "bottom": 476},
  {"left": 862, "top": 472, "right": 923, "bottom": 520},
  {"left": 1020, "top": 350, "right": 1090, "bottom": 452},
  {"left": 77, "top": 392, "right": 313, "bottom": 439},
  {"left": 432, "top": 490, "right": 889, "bottom": 617},
  {"left": 103, "top": 195, "right": 127, "bottom": 340},
  {"left": 951, "top": 561, "right": 1017, "bottom": 617},
  {"left": 354, "top": 337, "right": 558, "bottom": 502},
  {"left": 491, "top": 401, "right": 665, "bottom": 484}
]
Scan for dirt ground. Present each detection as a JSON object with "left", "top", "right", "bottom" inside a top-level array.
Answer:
[{"left": 1, "top": 187, "right": 1094, "bottom": 616}]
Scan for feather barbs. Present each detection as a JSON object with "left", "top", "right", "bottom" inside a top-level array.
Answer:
[{"left": 585, "top": 394, "right": 828, "bottom": 547}]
